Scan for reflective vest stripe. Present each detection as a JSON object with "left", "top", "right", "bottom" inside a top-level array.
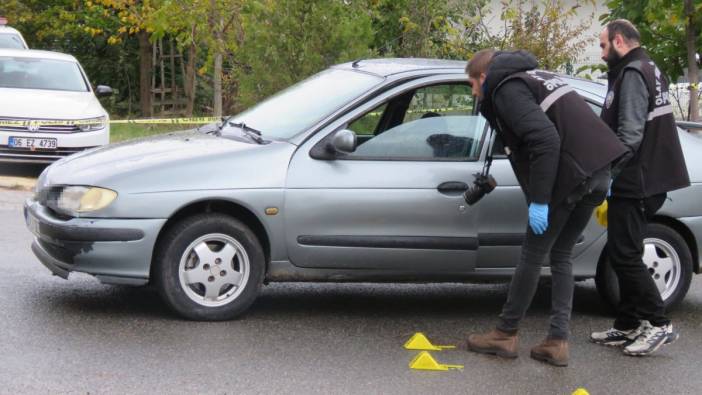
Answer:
[
  {"left": 539, "top": 85, "right": 574, "bottom": 112},
  {"left": 647, "top": 104, "right": 673, "bottom": 121}
]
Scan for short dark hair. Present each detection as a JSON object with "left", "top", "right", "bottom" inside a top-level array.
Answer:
[
  {"left": 606, "top": 19, "right": 641, "bottom": 45},
  {"left": 466, "top": 48, "right": 496, "bottom": 79}
]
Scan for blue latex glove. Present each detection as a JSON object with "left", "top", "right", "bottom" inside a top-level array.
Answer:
[
  {"left": 607, "top": 179, "right": 613, "bottom": 197},
  {"left": 528, "top": 203, "right": 549, "bottom": 235}
]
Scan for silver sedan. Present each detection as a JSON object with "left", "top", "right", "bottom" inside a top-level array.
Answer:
[{"left": 24, "top": 59, "right": 702, "bottom": 320}]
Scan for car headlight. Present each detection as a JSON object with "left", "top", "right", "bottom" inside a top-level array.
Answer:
[
  {"left": 77, "top": 116, "right": 107, "bottom": 132},
  {"left": 57, "top": 186, "right": 117, "bottom": 213}
]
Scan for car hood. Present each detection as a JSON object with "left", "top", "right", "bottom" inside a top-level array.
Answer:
[
  {"left": 40, "top": 131, "right": 297, "bottom": 193},
  {"left": 0, "top": 88, "right": 105, "bottom": 119}
]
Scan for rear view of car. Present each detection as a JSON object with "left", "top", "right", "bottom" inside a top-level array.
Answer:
[
  {"left": 0, "top": 49, "right": 112, "bottom": 163},
  {"left": 0, "top": 17, "right": 28, "bottom": 49}
]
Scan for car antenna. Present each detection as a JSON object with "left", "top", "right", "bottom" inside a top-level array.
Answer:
[{"left": 352, "top": 59, "right": 363, "bottom": 68}]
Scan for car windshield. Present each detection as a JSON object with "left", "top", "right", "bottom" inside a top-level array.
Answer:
[
  {"left": 0, "top": 33, "right": 25, "bottom": 49},
  {"left": 229, "top": 68, "right": 383, "bottom": 140},
  {"left": 0, "top": 56, "right": 89, "bottom": 91}
]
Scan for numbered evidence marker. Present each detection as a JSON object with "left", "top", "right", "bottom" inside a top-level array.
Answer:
[
  {"left": 404, "top": 332, "right": 456, "bottom": 351},
  {"left": 409, "top": 351, "right": 463, "bottom": 371}
]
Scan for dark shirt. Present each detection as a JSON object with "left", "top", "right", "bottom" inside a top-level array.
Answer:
[{"left": 611, "top": 70, "right": 648, "bottom": 179}]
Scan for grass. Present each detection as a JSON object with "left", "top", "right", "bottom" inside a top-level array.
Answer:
[{"left": 109, "top": 123, "right": 203, "bottom": 143}]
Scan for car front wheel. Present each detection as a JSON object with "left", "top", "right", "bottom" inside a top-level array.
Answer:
[
  {"left": 153, "top": 214, "right": 265, "bottom": 320},
  {"left": 595, "top": 223, "right": 693, "bottom": 311}
]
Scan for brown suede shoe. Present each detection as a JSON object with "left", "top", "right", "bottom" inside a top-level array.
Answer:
[
  {"left": 466, "top": 329, "right": 518, "bottom": 359},
  {"left": 530, "top": 338, "right": 569, "bottom": 367}
]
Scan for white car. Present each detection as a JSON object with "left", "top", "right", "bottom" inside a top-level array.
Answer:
[
  {"left": 0, "top": 20, "right": 28, "bottom": 49},
  {"left": 0, "top": 49, "right": 112, "bottom": 163}
]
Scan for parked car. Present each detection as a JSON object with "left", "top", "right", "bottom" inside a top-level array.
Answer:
[
  {"left": 24, "top": 59, "right": 702, "bottom": 321},
  {"left": 0, "top": 49, "right": 112, "bottom": 163},
  {"left": 0, "top": 18, "right": 28, "bottom": 49}
]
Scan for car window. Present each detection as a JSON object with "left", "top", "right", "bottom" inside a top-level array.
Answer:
[
  {"left": 403, "top": 84, "right": 474, "bottom": 122},
  {"left": 0, "top": 57, "right": 88, "bottom": 91},
  {"left": 0, "top": 33, "right": 25, "bottom": 49},
  {"left": 230, "top": 69, "right": 383, "bottom": 141},
  {"left": 587, "top": 101, "right": 602, "bottom": 116},
  {"left": 346, "top": 83, "right": 484, "bottom": 161},
  {"left": 348, "top": 103, "right": 387, "bottom": 136}
]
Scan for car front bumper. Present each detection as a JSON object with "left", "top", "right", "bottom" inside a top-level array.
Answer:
[
  {"left": 0, "top": 128, "right": 108, "bottom": 163},
  {"left": 24, "top": 198, "right": 166, "bottom": 285}
]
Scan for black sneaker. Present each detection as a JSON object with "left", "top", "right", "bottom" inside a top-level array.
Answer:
[{"left": 623, "top": 322, "right": 677, "bottom": 356}]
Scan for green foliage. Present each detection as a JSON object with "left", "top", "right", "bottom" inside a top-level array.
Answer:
[
  {"left": 499, "top": 0, "right": 596, "bottom": 71},
  {"left": 234, "top": 0, "right": 375, "bottom": 110},
  {"left": 368, "top": 0, "right": 492, "bottom": 59},
  {"left": 110, "top": 123, "right": 194, "bottom": 142},
  {"left": 1, "top": 0, "right": 605, "bottom": 118}
]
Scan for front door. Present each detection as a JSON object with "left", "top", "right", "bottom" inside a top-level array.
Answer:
[{"left": 285, "top": 77, "right": 487, "bottom": 273}]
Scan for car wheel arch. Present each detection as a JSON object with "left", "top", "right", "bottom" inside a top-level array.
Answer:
[
  {"left": 595, "top": 215, "right": 699, "bottom": 275},
  {"left": 595, "top": 219, "right": 695, "bottom": 310},
  {"left": 650, "top": 215, "right": 700, "bottom": 274},
  {"left": 150, "top": 199, "right": 271, "bottom": 280}
]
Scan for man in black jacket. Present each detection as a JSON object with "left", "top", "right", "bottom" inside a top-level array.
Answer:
[
  {"left": 465, "top": 49, "right": 627, "bottom": 366},
  {"left": 590, "top": 19, "right": 690, "bottom": 357}
]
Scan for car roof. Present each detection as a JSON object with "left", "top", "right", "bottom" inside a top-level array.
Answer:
[
  {"left": 0, "top": 48, "right": 77, "bottom": 62},
  {"left": 334, "top": 58, "right": 468, "bottom": 77},
  {"left": 0, "top": 25, "right": 23, "bottom": 35},
  {"left": 335, "top": 58, "right": 607, "bottom": 97}
]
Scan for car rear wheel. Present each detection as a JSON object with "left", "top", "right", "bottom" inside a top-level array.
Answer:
[
  {"left": 595, "top": 223, "right": 693, "bottom": 311},
  {"left": 153, "top": 214, "right": 264, "bottom": 320}
]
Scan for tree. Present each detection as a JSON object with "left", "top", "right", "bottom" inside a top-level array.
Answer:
[
  {"left": 497, "top": 0, "right": 596, "bottom": 71},
  {"left": 234, "top": 0, "right": 375, "bottom": 111},
  {"left": 0, "top": 0, "right": 143, "bottom": 115},
  {"left": 368, "top": 0, "right": 492, "bottom": 60},
  {"left": 88, "top": 0, "right": 163, "bottom": 117},
  {"left": 603, "top": 0, "right": 702, "bottom": 121}
]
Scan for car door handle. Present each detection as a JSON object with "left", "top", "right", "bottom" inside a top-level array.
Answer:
[{"left": 437, "top": 181, "right": 469, "bottom": 195}]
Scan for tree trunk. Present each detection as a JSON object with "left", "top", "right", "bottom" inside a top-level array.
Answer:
[
  {"left": 213, "top": 52, "right": 223, "bottom": 117},
  {"left": 185, "top": 42, "right": 197, "bottom": 117},
  {"left": 686, "top": 0, "right": 700, "bottom": 121},
  {"left": 138, "top": 31, "right": 153, "bottom": 117}
]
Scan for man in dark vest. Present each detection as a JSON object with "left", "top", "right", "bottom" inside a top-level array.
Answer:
[
  {"left": 590, "top": 19, "right": 690, "bottom": 356},
  {"left": 465, "top": 49, "right": 627, "bottom": 366}
]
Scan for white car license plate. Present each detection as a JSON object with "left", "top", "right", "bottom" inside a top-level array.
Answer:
[{"left": 8, "top": 136, "right": 57, "bottom": 150}]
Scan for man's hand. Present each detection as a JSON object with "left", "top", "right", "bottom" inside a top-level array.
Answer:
[{"left": 528, "top": 203, "right": 549, "bottom": 235}]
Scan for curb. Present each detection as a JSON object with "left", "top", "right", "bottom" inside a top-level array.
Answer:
[{"left": 0, "top": 176, "right": 36, "bottom": 191}]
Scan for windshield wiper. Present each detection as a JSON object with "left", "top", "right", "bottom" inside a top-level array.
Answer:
[
  {"left": 228, "top": 122, "right": 266, "bottom": 144},
  {"left": 200, "top": 116, "right": 233, "bottom": 136}
]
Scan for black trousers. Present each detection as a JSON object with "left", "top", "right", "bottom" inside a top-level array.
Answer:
[
  {"left": 607, "top": 194, "right": 669, "bottom": 330},
  {"left": 497, "top": 167, "right": 610, "bottom": 340}
]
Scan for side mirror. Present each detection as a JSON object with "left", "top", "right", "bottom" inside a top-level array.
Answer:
[
  {"left": 95, "top": 85, "right": 113, "bottom": 97},
  {"left": 330, "top": 129, "right": 357, "bottom": 154},
  {"left": 310, "top": 129, "right": 357, "bottom": 160}
]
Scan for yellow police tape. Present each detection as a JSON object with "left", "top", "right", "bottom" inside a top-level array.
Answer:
[{"left": 0, "top": 117, "right": 220, "bottom": 127}]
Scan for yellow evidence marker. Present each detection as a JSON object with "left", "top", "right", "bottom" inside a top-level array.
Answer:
[
  {"left": 404, "top": 332, "right": 456, "bottom": 351},
  {"left": 409, "top": 351, "right": 464, "bottom": 371},
  {"left": 594, "top": 200, "right": 608, "bottom": 227},
  {"left": 572, "top": 388, "right": 590, "bottom": 395}
]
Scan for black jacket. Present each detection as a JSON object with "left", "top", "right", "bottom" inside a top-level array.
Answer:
[
  {"left": 601, "top": 47, "right": 690, "bottom": 198},
  {"left": 480, "top": 50, "right": 626, "bottom": 206}
]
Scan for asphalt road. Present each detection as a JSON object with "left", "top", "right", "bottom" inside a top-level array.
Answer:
[
  {"left": 1, "top": 188, "right": 701, "bottom": 394},
  {"left": 0, "top": 162, "right": 46, "bottom": 178}
]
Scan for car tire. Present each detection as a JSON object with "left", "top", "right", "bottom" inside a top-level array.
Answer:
[
  {"left": 153, "top": 213, "right": 265, "bottom": 321},
  {"left": 595, "top": 223, "right": 693, "bottom": 311}
]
